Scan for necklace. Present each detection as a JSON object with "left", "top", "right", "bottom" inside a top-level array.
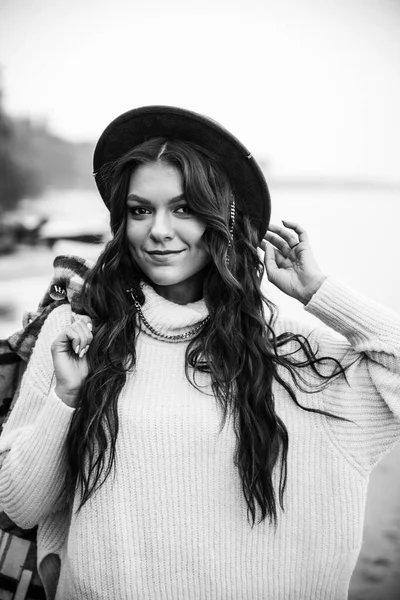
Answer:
[{"left": 127, "top": 288, "right": 210, "bottom": 341}]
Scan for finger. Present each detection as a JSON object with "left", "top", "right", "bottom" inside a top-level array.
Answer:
[
  {"left": 260, "top": 238, "right": 278, "bottom": 256},
  {"left": 264, "top": 230, "right": 293, "bottom": 257},
  {"left": 263, "top": 240, "right": 276, "bottom": 272},
  {"left": 71, "top": 323, "right": 88, "bottom": 354},
  {"left": 281, "top": 220, "right": 309, "bottom": 244},
  {"left": 73, "top": 315, "right": 94, "bottom": 337},
  {"left": 53, "top": 326, "right": 83, "bottom": 356},
  {"left": 68, "top": 321, "right": 93, "bottom": 355},
  {"left": 79, "top": 344, "right": 90, "bottom": 359},
  {"left": 263, "top": 239, "right": 276, "bottom": 262},
  {"left": 267, "top": 224, "right": 299, "bottom": 249},
  {"left": 74, "top": 314, "right": 93, "bottom": 330},
  {"left": 264, "top": 240, "right": 287, "bottom": 274}
]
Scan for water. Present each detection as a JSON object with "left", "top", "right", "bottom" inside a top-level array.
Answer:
[
  {"left": 1, "top": 186, "right": 400, "bottom": 597},
  {"left": 268, "top": 185, "right": 400, "bottom": 318}
]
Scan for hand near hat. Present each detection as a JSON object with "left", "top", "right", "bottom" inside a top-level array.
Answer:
[{"left": 261, "top": 221, "right": 327, "bottom": 306}]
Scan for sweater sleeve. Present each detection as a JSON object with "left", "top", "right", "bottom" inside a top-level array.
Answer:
[
  {"left": 0, "top": 304, "right": 75, "bottom": 529},
  {"left": 303, "top": 277, "right": 400, "bottom": 472}
]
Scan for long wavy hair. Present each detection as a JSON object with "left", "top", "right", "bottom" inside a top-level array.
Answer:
[{"left": 64, "top": 137, "right": 347, "bottom": 526}]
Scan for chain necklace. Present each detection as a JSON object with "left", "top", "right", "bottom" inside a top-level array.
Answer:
[{"left": 127, "top": 288, "right": 210, "bottom": 341}]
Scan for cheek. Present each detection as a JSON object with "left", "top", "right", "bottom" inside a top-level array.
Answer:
[
  {"left": 186, "top": 222, "right": 207, "bottom": 248},
  {"left": 193, "top": 237, "right": 211, "bottom": 266},
  {"left": 194, "top": 229, "right": 209, "bottom": 259},
  {"left": 126, "top": 222, "right": 146, "bottom": 250}
]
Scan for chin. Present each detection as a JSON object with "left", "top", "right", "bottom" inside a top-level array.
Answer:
[{"left": 144, "top": 270, "right": 185, "bottom": 287}]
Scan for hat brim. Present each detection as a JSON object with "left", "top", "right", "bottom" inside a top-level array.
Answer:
[{"left": 93, "top": 106, "right": 271, "bottom": 242}]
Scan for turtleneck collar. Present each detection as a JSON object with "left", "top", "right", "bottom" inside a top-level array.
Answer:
[{"left": 138, "top": 282, "right": 209, "bottom": 343}]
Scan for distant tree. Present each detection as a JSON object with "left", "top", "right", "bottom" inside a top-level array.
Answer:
[
  {"left": 0, "top": 82, "right": 41, "bottom": 213},
  {"left": 11, "top": 119, "right": 94, "bottom": 191},
  {"left": 0, "top": 71, "right": 95, "bottom": 216}
]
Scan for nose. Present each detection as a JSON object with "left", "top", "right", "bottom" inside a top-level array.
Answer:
[{"left": 149, "top": 210, "right": 175, "bottom": 242}]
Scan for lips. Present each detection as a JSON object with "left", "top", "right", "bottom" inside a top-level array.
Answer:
[
  {"left": 145, "top": 249, "right": 184, "bottom": 263},
  {"left": 146, "top": 250, "right": 183, "bottom": 255}
]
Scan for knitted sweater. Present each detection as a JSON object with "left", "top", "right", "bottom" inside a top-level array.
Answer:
[{"left": 0, "top": 278, "right": 400, "bottom": 600}]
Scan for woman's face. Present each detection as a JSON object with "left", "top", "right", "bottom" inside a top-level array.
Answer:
[{"left": 126, "top": 161, "right": 210, "bottom": 304}]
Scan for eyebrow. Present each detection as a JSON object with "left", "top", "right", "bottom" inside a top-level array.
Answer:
[{"left": 126, "top": 193, "right": 186, "bottom": 205}]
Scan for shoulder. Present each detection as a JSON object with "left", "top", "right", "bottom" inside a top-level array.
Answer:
[
  {"left": 272, "top": 310, "right": 320, "bottom": 341},
  {"left": 27, "top": 303, "right": 74, "bottom": 356},
  {"left": 273, "top": 312, "right": 343, "bottom": 340},
  {"left": 3, "top": 304, "right": 74, "bottom": 415},
  {"left": 26, "top": 304, "right": 73, "bottom": 384},
  {"left": 39, "top": 303, "right": 73, "bottom": 336},
  {"left": 271, "top": 309, "right": 349, "bottom": 369}
]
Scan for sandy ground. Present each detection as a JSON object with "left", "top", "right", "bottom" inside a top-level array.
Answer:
[
  {"left": 352, "top": 445, "right": 400, "bottom": 600},
  {"left": 1, "top": 245, "right": 400, "bottom": 598}
]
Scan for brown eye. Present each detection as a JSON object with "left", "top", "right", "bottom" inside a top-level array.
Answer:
[
  {"left": 128, "top": 207, "right": 151, "bottom": 216},
  {"left": 175, "top": 205, "right": 192, "bottom": 215}
]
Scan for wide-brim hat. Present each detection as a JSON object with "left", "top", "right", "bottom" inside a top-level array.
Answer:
[{"left": 93, "top": 106, "right": 271, "bottom": 241}]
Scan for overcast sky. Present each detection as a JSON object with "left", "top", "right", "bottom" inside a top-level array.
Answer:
[{"left": 1, "top": 0, "right": 399, "bottom": 181}]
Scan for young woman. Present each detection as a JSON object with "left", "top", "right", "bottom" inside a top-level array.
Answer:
[{"left": 0, "top": 106, "right": 399, "bottom": 600}]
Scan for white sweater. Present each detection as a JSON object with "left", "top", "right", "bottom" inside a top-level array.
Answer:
[{"left": 0, "top": 278, "right": 400, "bottom": 600}]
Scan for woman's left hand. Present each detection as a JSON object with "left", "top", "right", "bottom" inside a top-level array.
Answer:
[{"left": 260, "top": 220, "right": 327, "bottom": 305}]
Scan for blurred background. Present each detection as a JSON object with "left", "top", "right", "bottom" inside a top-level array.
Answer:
[{"left": 0, "top": 0, "right": 399, "bottom": 597}]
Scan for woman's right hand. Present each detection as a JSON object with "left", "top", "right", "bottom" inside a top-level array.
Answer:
[{"left": 51, "top": 314, "right": 94, "bottom": 407}]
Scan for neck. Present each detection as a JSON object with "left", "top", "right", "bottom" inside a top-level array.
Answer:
[
  {"left": 134, "top": 281, "right": 209, "bottom": 343},
  {"left": 152, "top": 270, "right": 207, "bottom": 305}
]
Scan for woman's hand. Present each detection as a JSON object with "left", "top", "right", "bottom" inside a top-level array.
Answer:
[
  {"left": 260, "top": 220, "right": 327, "bottom": 305},
  {"left": 51, "top": 314, "right": 94, "bottom": 407}
]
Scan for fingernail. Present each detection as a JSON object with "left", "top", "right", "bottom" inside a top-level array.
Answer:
[
  {"left": 75, "top": 344, "right": 80, "bottom": 355},
  {"left": 87, "top": 322, "right": 93, "bottom": 331},
  {"left": 79, "top": 347, "right": 86, "bottom": 359}
]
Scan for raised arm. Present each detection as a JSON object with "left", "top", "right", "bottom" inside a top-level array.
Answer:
[{"left": 263, "top": 221, "right": 400, "bottom": 470}]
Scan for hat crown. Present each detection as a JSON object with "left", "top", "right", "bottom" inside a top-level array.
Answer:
[{"left": 93, "top": 105, "right": 271, "bottom": 242}]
